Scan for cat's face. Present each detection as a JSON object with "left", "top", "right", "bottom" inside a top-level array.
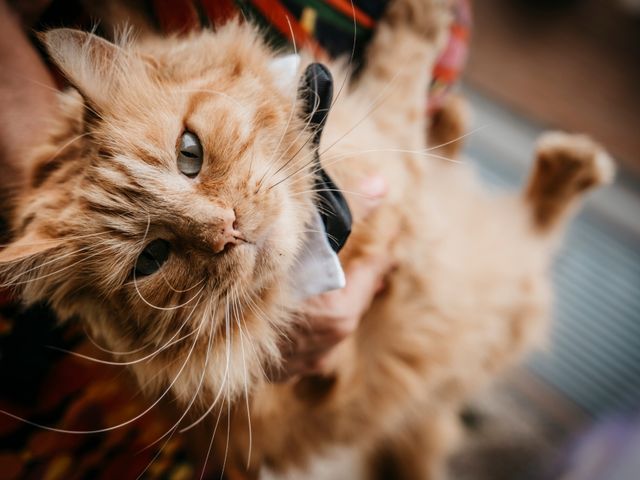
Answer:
[{"left": 0, "top": 24, "right": 317, "bottom": 403}]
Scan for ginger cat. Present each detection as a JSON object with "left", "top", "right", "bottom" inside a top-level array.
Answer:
[{"left": 0, "top": 0, "right": 613, "bottom": 478}]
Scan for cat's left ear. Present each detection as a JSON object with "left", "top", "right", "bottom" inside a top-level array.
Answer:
[
  {"left": 40, "top": 29, "right": 127, "bottom": 108},
  {"left": 268, "top": 54, "right": 301, "bottom": 96}
]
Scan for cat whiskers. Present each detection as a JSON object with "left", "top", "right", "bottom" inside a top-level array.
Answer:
[
  {"left": 279, "top": 148, "right": 451, "bottom": 193},
  {"left": 0, "top": 230, "right": 117, "bottom": 249},
  {"left": 257, "top": 5, "right": 338, "bottom": 192},
  {"left": 290, "top": 187, "right": 378, "bottom": 198},
  {"left": 3, "top": 212, "right": 144, "bottom": 287},
  {"left": 221, "top": 288, "right": 249, "bottom": 477},
  {"left": 131, "top": 214, "right": 206, "bottom": 311},
  {"left": 0, "top": 291, "right": 207, "bottom": 435},
  {"left": 274, "top": 126, "right": 489, "bottom": 194},
  {"left": 256, "top": 87, "right": 322, "bottom": 193},
  {"left": 42, "top": 130, "right": 92, "bottom": 163},
  {"left": 181, "top": 299, "right": 233, "bottom": 433},
  {"left": 257, "top": 9, "right": 354, "bottom": 193},
  {"left": 50, "top": 326, "right": 199, "bottom": 366},
  {"left": 46, "top": 222, "right": 208, "bottom": 365},
  {"left": 132, "top": 270, "right": 206, "bottom": 311},
  {"left": 236, "top": 293, "right": 272, "bottom": 380},
  {"left": 199, "top": 295, "right": 232, "bottom": 480},
  {"left": 0, "top": 240, "right": 116, "bottom": 287},
  {"left": 259, "top": 6, "right": 359, "bottom": 193},
  {"left": 135, "top": 295, "right": 214, "bottom": 479},
  {"left": 83, "top": 326, "right": 149, "bottom": 356},
  {"left": 267, "top": 70, "right": 406, "bottom": 192},
  {"left": 316, "top": 127, "right": 490, "bottom": 168},
  {"left": 299, "top": 227, "right": 340, "bottom": 247},
  {"left": 256, "top": 15, "right": 301, "bottom": 189},
  {"left": 270, "top": 53, "right": 428, "bottom": 192},
  {"left": 158, "top": 271, "right": 205, "bottom": 293},
  {"left": 319, "top": 146, "right": 465, "bottom": 167},
  {"left": 231, "top": 285, "right": 253, "bottom": 469},
  {"left": 203, "top": 393, "right": 226, "bottom": 480}
]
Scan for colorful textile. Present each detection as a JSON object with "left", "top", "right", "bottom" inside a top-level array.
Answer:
[
  {"left": 151, "top": 0, "right": 470, "bottom": 113},
  {"left": 0, "top": 296, "right": 193, "bottom": 479}
]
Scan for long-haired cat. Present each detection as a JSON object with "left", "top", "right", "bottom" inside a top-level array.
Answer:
[{"left": 0, "top": 0, "right": 614, "bottom": 478}]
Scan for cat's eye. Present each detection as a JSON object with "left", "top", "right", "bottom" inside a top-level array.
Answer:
[
  {"left": 134, "top": 239, "right": 170, "bottom": 277},
  {"left": 177, "top": 131, "right": 203, "bottom": 177}
]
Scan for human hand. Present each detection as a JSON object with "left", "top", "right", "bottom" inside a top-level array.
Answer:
[{"left": 272, "top": 175, "right": 395, "bottom": 381}]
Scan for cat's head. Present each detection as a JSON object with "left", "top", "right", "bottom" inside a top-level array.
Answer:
[{"left": 0, "top": 23, "right": 323, "bottom": 403}]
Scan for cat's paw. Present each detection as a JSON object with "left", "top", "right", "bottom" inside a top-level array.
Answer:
[
  {"left": 535, "top": 132, "right": 615, "bottom": 192},
  {"left": 526, "top": 132, "right": 615, "bottom": 230},
  {"left": 383, "top": 0, "right": 452, "bottom": 45}
]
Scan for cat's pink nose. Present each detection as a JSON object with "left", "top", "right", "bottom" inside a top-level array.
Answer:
[{"left": 211, "top": 210, "right": 241, "bottom": 254}]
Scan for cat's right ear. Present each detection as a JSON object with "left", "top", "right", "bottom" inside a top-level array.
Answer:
[
  {"left": 269, "top": 54, "right": 300, "bottom": 96},
  {"left": 39, "top": 29, "right": 125, "bottom": 108}
]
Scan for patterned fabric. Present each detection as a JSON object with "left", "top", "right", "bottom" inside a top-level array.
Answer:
[
  {"left": 0, "top": 1, "right": 470, "bottom": 478},
  {"left": 429, "top": 0, "right": 471, "bottom": 113},
  {"left": 0, "top": 296, "right": 193, "bottom": 479}
]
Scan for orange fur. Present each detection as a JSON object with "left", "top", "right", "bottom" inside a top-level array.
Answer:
[{"left": 0, "top": 1, "right": 614, "bottom": 478}]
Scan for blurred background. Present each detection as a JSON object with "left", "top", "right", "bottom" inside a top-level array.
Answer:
[
  {"left": 0, "top": 0, "right": 638, "bottom": 478},
  {"left": 455, "top": 1, "right": 640, "bottom": 478}
]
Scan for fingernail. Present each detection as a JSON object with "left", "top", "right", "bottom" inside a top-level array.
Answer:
[{"left": 359, "top": 175, "right": 388, "bottom": 199}]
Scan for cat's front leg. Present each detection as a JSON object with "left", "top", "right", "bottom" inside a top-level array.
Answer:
[{"left": 352, "top": 0, "right": 453, "bottom": 148}]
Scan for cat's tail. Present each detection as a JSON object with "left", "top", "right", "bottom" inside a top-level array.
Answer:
[{"left": 524, "top": 132, "right": 615, "bottom": 233}]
